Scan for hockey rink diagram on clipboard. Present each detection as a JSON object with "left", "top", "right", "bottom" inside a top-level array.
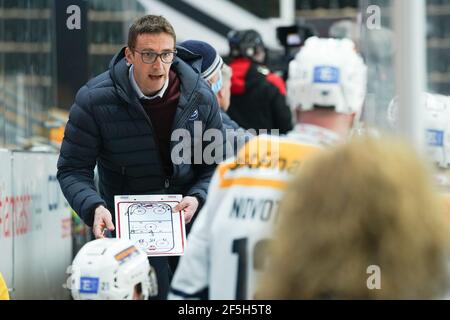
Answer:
[{"left": 115, "top": 194, "right": 186, "bottom": 256}]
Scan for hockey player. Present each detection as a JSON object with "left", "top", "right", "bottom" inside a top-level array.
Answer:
[
  {"left": 168, "top": 37, "right": 367, "bottom": 299},
  {"left": 67, "top": 238, "right": 158, "bottom": 300},
  {"left": 388, "top": 93, "right": 450, "bottom": 201}
]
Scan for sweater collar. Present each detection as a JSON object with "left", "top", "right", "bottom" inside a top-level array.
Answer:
[{"left": 128, "top": 64, "right": 169, "bottom": 100}]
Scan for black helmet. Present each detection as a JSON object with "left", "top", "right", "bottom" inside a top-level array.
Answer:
[{"left": 227, "top": 29, "right": 265, "bottom": 59}]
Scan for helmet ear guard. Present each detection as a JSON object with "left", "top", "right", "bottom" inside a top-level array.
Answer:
[
  {"left": 246, "top": 47, "right": 255, "bottom": 57},
  {"left": 227, "top": 29, "right": 265, "bottom": 60},
  {"left": 68, "top": 238, "right": 158, "bottom": 300},
  {"left": 287, "top": 37, "right": 367, "bottom": 124}
]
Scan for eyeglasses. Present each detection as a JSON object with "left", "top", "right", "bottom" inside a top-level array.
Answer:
[{"left": 133, "top": 49, "right": 177, "bottom": 64}]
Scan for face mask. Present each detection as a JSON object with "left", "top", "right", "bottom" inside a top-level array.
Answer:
[{"left": 210, "top": 71, "right": 223, "bottom": 94}]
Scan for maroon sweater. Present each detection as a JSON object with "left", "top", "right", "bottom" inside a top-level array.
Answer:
[{"left": 141, "top": 70, "right": 180, "bottom": 175}]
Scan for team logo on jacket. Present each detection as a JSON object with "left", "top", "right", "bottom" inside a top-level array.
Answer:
[{"left": 189, "top": 110, "right": 199, "bottom": 121}]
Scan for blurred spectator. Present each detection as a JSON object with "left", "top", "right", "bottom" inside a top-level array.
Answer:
[
  {"left": 328, "top": 19, "right": 360, "bottom": 50},
  {"left": 360, "top": 25, "right": 396, "bottom": 128},
  {"left": 169, "top": 37, "right": 367, "bottom": 299},
  {"left": 387, "top": 93, "right": 450, "bottom": 194},
  {"left": 226, "top": 29, "right": 293, "bottom": 134},
  {"left": 68, "top": 238, "right": 158, "bottom": 300},
  {"left": 256, "top": 137, "right": 450, "bottom": 299},
  {"left": 329, "top": 20, "right": 396, "bottom": 128}
]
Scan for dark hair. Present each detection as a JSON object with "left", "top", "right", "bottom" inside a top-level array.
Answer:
[{"left": 128, "top": 15, "right": 176, "bottom": 49}]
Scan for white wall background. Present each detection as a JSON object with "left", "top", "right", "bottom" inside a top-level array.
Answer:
[{"left": 0, "top": 150, "right": 72, "bottom": 299}]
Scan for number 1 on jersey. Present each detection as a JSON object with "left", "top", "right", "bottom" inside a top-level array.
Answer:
[{"left": 232, "top": 237, "right": 270, "bottom": 299}]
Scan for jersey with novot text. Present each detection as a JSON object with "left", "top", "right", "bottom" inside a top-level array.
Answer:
[{"left": 169, "top": 127, "right": 334, "bottom": 299}]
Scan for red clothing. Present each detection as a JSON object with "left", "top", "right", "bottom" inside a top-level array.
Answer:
[
  {"left": 142, "top": 70, "right": 180, "bottom": 175},
  {"left": 266, "top": 72, "right": 286, "bottom": 95},
  {"left": 230, "top": 57, "right": 286, "bottom": 95},
  {"left": 230, "top": 58, "right": 252, "bottom": 95}
]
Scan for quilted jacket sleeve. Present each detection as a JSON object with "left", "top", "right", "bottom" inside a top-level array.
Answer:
[{"left": 57, "top": 85, "right": 106, "bottom": 227}]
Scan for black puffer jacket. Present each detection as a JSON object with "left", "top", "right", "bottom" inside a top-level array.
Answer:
[
  {"left": 227, "top": 57, "right": 293, "bottom": 134},
  {"left": 57, "top": 47, "right": 224, "bottom": 227}
]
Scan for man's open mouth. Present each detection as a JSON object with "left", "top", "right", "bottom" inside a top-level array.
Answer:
[{"left": 149, "top": 75, "right": 163, "bottom": 80}]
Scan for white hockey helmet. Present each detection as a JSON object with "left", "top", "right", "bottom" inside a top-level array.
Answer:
[
  {"left": 68, "top": 238, "right": 157, "bottom": 300},
  {"left": 287, "top": 37, "right": 367, "bottom": 121},
  {"left": 388, "top": 93, "right": 450, "bottom": 168}
]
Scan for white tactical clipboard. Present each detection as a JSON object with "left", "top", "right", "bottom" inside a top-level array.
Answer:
[{"left": 114, "top": 194, "right": 186, "bottom": 256}]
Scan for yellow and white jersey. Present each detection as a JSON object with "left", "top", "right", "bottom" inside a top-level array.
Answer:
[
  {"left": 0, "top": 272, "right": 9, "bottom": 300},
  {"left": 169, "top": 125, "right": 337, "bottom": 300}
]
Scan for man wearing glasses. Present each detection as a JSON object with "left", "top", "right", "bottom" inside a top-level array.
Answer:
[{"left": 57, "top": 15, "right": 224, "bottom": 299}]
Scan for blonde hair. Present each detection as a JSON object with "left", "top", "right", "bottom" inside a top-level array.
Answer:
[{"left": 257, "top": 136, "right": 450, "bottom": 299}]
